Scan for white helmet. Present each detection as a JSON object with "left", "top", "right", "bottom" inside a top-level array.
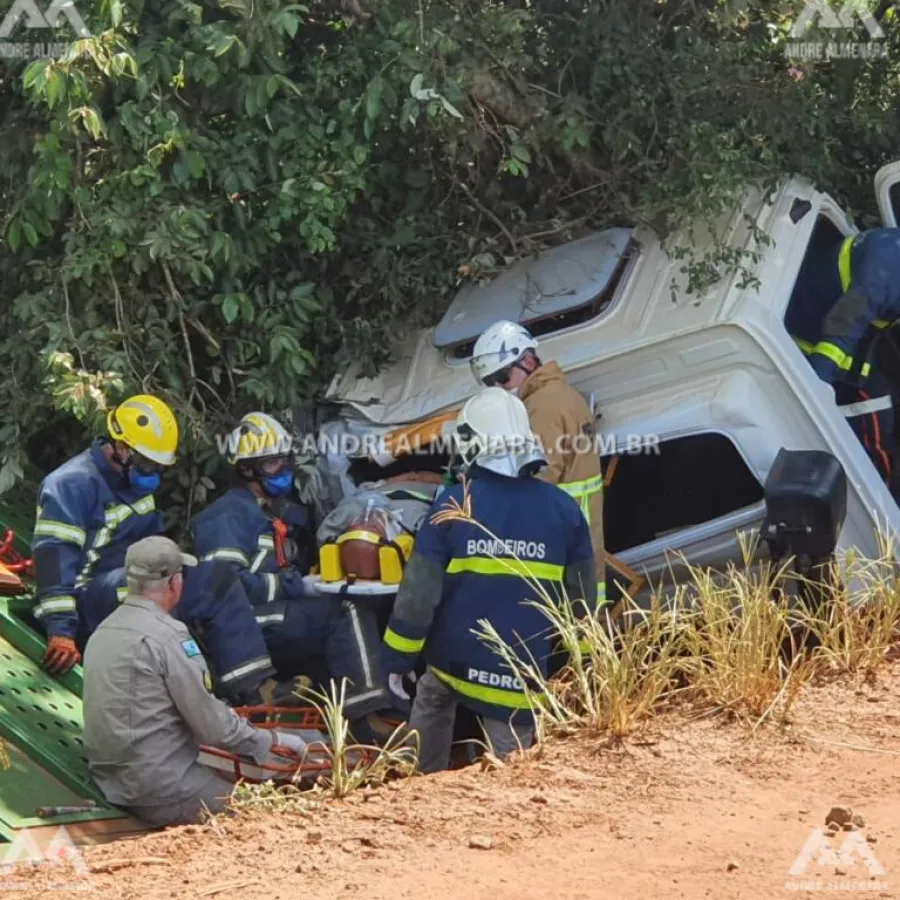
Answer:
[
  {"left": 469, "top": 320, "right": 538, "bottom": 386},
  {"left": 226, "top": 411, "right": 292, "bottom": 464},
  {"left": 454, "top": 387, "right": 545, "bottom": 478}
]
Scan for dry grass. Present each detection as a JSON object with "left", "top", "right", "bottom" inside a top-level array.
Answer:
[{"left": 440, "top": 483, "right": 900, "bottom": 742}]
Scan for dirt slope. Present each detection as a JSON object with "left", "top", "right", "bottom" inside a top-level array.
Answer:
[{"left": 8, "top": 665, "right": 900, "bottom": 900}]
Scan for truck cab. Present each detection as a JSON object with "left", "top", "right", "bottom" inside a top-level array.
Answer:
[{"left": 313, "top": 164, "right": 900, "bottom": 597}]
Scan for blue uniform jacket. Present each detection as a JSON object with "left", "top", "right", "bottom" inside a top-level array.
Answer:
[
  {"left": 381, "top": 470, "right": 596, "bottom": 725},
  {"left": 787, "top": 228, "right": 900, "bottom": 385},
  {"left": 174, "top": 559, "right": 275, "bottom": 699},
  {"left": 31, "top": 439, "right": 163, "bottom": 639},
  {"left": 190, "top": 486, "right": 306, "bottom": 631}
]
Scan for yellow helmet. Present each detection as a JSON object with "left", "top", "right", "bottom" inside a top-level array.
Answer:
[
  {"left": 226, "top": 412, "right": 291, "bottom": 464},
  {"left": 107, "top": 394, "right": 179, "bottom": 466}
]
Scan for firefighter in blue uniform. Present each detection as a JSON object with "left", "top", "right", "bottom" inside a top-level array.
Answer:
[
  {"left": 31, "top": 394, "right": 281, "bottom": 699},
  {"left": 31, "top": 395, "right": 178, "bottom": 675},
  {"left": 381, "top": 387, "right": 597, "bottom": 772},
  {"left": 787, "top": 227, "right": 900, "bottom": 486},
  {"left": 190, "top": 412, "right": 395, "bottom": 739}
]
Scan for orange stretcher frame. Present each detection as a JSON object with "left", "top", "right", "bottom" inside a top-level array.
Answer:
[{"left": 197, "top": 705, "right": 376, "bottom": 785}]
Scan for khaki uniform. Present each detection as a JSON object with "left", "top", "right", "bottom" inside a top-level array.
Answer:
[
  {"left": 82, "top": 595, "right": 273, "bottom": 826},
  {"left": 519, "top": 361, "right": 606, "bottom": 600}
]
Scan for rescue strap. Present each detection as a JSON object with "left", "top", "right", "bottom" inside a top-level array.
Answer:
[
  {"left": 272, "top": 517, "right": 289, "bottom": 568},
  {"left": 839, "top": 395, "right": 893, "bottom": 418},
  {"left": 335, "top": 530, "right": 408, "bottom": 583}
]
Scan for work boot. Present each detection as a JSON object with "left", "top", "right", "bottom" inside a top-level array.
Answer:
[
  {"left": 257, "top": 675, "right": 312, "bottom": 707},
  {"left": 349, "top": 711, "right": 404, "bottom": 746}
]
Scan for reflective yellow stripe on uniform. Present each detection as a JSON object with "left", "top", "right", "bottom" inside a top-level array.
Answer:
[
  {"left": 33, "top": 520, "right": 87, "bottom": 546},
  {"left": 384, "top": 628, "right": 426, "bottom": 654},
  {"left": 838, "top": 234, "right": 854, "bottom": 293},
  {"left": 200, "top": 548, "right": 250, "bottom": 566},
  {"left": 79, "top": 496, "right": 157, "bottom": 584},
  {"left": 116, "top": 586, "right": 128, "bottom": 603},
  {"left": 33, "top": 595, "right": 78, "bottom": 618},
  {"left": 796, "top": 337, "right": 873, "bottom": 378},
  {"left": 431, "top": 666, "right": 536, "bottom": 709},
  {"left": 445, "top": 556, "right": 564, "bottom": 582},
  {"left": 558, "top": 474, "right": 604, "bottom": 522},
  {"left": 218, "top": 656, "right": 273, "bottom": 684}
]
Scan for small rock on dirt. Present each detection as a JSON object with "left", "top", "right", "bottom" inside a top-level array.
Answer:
[
  {"left": 727, "top": 861, "right": 739, "bottom": 872},
  {"left": 468, "top": 835, "right": 493, "bottom": 850},
  {"left": 867, "top": 835, "right": 878, "bottom": 844},
  {"left": 853, "top": 814, "right": 866, "bottom": 828},
  {"left": 825, "top": 807, "right": 853, "bottom": 827},
  {"left": 842, "top": 822, "right": 856, "bottom": 832},
  {"left": 307, "top": 830, "right": 323, "bottom": 843},
  {"left": 530, "top": 795, "right": 548, "bottom": 805}
]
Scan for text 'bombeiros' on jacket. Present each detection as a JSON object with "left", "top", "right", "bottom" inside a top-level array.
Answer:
[{"left": 381, "top": 469, "right": 597, "bottom": 725}]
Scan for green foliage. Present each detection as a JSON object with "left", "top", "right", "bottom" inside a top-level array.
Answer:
[{"left": 1, "top": 0, "right": 900, "bottom": 529}]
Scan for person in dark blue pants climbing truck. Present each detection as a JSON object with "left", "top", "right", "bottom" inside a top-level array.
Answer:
[{"left": 787, "top": 228, "right": 900, "bottom": 489}]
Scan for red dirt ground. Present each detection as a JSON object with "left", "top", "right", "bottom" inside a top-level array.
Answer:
[{"left": 7, "top": 664, "right": 900, "bottom": 900}]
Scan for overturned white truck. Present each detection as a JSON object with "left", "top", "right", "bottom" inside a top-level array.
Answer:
[{"left": 300, "top": 162, "right": 900, "bottom": 599}]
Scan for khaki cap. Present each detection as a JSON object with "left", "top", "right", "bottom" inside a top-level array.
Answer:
[{"left": 125, "top": 535, "right": 198, "bottom": 580}]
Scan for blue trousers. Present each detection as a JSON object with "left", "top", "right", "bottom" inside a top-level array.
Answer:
[
  {"left": 835, "top": 380, "right": 894, "bottom": 484},
  {"left": 264, "top": 594, "right": 391, "bottom": 720}
]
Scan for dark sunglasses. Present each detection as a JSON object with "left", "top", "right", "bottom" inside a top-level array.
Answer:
[
  {"left": 482, "top": 366, "right": 513, "bottom": 388},
  {"left": 129, "top": 452, "right": 165, "bottom": 474}
]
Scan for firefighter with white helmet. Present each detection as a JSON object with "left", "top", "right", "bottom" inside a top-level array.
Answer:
[
  {"left": 191, "top": 412, "right": 396, "bottom": 738},
  {"left": 31, "top": 394, "right": 180, "bottom": 675},
  {"left": 381, "top": 387, "right": 596, "bottom": 771},
  {"left": 470, "top": 321, "right": 606, "bottom": 606}
]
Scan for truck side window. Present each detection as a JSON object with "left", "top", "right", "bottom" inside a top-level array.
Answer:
[
  {"left": 783, "top": 214, "right": 846, "bottom": 339},
  {"left": 603, "top": 433, "right": 763, "bottom": 554}
]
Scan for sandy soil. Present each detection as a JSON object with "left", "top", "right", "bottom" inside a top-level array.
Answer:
[{"left": 7, "top": 665, "right": 900, "bottom": 900}]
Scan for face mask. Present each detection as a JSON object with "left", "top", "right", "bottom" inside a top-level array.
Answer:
[
  {"left": 261, "top": 470, "right": 293, "bottom": 497},
  {"left": 128, "top": 466, "right": 160, "bottom": 495}
]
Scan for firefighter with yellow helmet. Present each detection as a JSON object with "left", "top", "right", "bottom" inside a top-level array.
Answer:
[
  {"left": 190, "top": 412, "right": 396, "bottom": 738},
  {"left": 31, "top": 395, "right": 179, "bottom": 675}
]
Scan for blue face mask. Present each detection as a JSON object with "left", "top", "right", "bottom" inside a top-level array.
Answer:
[
  {"left": 261, "top": 470, "right": 293, "bottom": 497},
  {"left": 128, "top": 467, "right": 160, "bottom": 495}
]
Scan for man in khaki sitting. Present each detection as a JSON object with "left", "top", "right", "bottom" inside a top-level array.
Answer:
[{"left": 82, "top": 535, "right": 307, "bottom": 827}]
